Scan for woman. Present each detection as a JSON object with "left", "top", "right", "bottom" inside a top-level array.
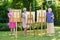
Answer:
[
  {"left": 22, "top": 8, "right": 27, "bottom": 36},
  {"left": 46, "top": 8, "right": 55, "bottom": 36},
  {"left": 8, "top": 8, "right": 16, "bottom": 36}
]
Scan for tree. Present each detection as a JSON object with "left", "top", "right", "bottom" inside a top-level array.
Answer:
[{"left": 0, "top": 0, "right": 8, "bottom": 23}]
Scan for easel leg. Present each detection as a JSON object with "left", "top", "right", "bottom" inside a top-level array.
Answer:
[
  {"left": 44, "top": 22, "right": 46, "bottom": 35},
  {"left": 30, "top": 26, "right": 31, "bottom": 36},
  {"left": 41, "top": 23, "right": 43, "bottom": 35},
  {"left": 20, "top": 22, "right": 22, "bottom": 31},
  {"left": 16, "top": 22, "right": 17, "bottom": 38}
]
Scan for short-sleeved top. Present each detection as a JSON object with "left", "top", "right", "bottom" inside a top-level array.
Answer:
[
  {"left": 8, "top": 12, "right": 12, "bottom": 22},
  {"left": 46, "top": 12, "right": 54, "bottom": 23},
  {"left": 22, "top": 13, "right": 26, "bottom": 28}
]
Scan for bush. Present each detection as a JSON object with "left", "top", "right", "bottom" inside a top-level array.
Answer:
[
  {"left": 0, "top": 6, "right": 8, "bottom": 23},
  {"left": 0, "top": 23, "right": 9, "bottom": 31},
  {"left": 0, "top": 23, "right": 21, "bottom": 31}
]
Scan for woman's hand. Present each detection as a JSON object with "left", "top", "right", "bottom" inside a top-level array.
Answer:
[
  {"left": 8, "top": 16, "right": 11, "bottom": 18},
  {"left": 53, "top": 17, "right": 54, "bottom": 19},
  {"left": 51, "top": 16, "right": 54, "bottom": 19}
]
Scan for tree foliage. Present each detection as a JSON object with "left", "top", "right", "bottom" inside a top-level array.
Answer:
[{"left": 0, "top": 0, "right": 60, "bottom": 25}]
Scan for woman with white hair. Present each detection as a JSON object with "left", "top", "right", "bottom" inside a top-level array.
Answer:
[
  {"left": 46, "top": 8, "right": 55, "bottom": 36},
  {"left": 8, "top": 8, "right": 16, "bottom": 36},
  {"left": 22, "top": 8, "right": 27, "bottom": 36}
]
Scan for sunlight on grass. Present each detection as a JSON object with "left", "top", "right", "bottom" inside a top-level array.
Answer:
[
  {"left": 52, "top": 38, "right": 56, "bottom": 40},
  {"left": 58, "top": 31, "right": 60, "bottom": 33},
  {"left": 31, "top": 32, "right": 45, "bottom": 36},
  {"left": 55, "top": 27, "right": 60, "bottom": 29},
  {"left": 38, "top": 34, "right": 41, "bottom": 36},
  {"left": 0, "top": 27, "right": 60, "bottom": 40},
  {"left": 38, "top": 33, "right": 45, "bottom": 36}
]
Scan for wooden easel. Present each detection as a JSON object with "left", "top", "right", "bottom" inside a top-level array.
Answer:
[
  {"left": 27, "top": 3, "right": 34, "bottom": 36},
  {"left": 37, "top": 4, "right": 46, "bottom": 35},
  {"left": 38, "top": 10, "right": 46, "bottom": 34},
  {"left": 11, "top": 9, "right": 22, "bottom": 38}
]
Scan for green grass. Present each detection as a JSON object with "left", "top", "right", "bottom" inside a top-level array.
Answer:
[{"left": 0, "top": 27, "right": 60, "bottom": 40}]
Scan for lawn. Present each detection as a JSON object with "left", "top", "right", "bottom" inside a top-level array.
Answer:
[{"left": 0, "top": 26, "right": 60, "bottom": 40}]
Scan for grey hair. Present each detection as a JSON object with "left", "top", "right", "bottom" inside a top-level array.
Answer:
[
  {"left": 48, "top": 8, "right": 52, "bottom": 12},
  {"left": 23, "top": 8, "right": 26, "bottom": 11},
  {"left": 8, "top": 8, "right": 11, "bottom": 12}
]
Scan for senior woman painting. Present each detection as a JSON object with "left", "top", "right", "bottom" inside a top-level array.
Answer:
[{"left": 46, "top": 8, "right": 55, "bottom": 36}]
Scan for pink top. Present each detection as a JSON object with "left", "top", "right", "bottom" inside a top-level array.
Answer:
[{"left": 8, "top": 12, "right": 16, "bottom": 29}]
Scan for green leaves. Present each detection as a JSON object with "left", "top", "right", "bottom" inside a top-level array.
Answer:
[{"left": 0, "top": 1, "right": 3, "bottom": 6}]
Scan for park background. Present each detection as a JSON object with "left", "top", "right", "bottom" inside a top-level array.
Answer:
[
  {"left": 0, "top": 0, "right": 60, "bottom": 31},
  {"left": 0, "top": 0, "right": 60, "bottom": 40}
]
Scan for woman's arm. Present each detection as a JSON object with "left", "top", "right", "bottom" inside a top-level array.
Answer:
[
  {"left": 22, "top": 13, "right": 26, "bottom": 19},
  {"left": 51, "top": 13, "right": 54, "bottom": 19},
  {"left": 8, "top": 13, "right": 12, "bottom": 18}
]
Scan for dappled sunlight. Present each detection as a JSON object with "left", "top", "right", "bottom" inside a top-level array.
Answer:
[
  {"left": 58, "top": 31, "right": 60, "bottom": 33},
  {"left": 38, "top": 32, "right": 45, "bottom": 36},
  {"left": 55, "top": 27, "right": 60, "bottom": 29},
  {"left": 0, "top": 28, "right": 59, "bottom": 40},
  {"left": 0, "top": 1, "right": 3, "bottom": 5},
  {"left": 52, "top": 38, "right": 56, "bottom": 40},
  {"left": 28, "top": 32, "right": 45, "bottom": 36},
  {"left": 36, "top": 0, "right": 43, "bottom": 7}
]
